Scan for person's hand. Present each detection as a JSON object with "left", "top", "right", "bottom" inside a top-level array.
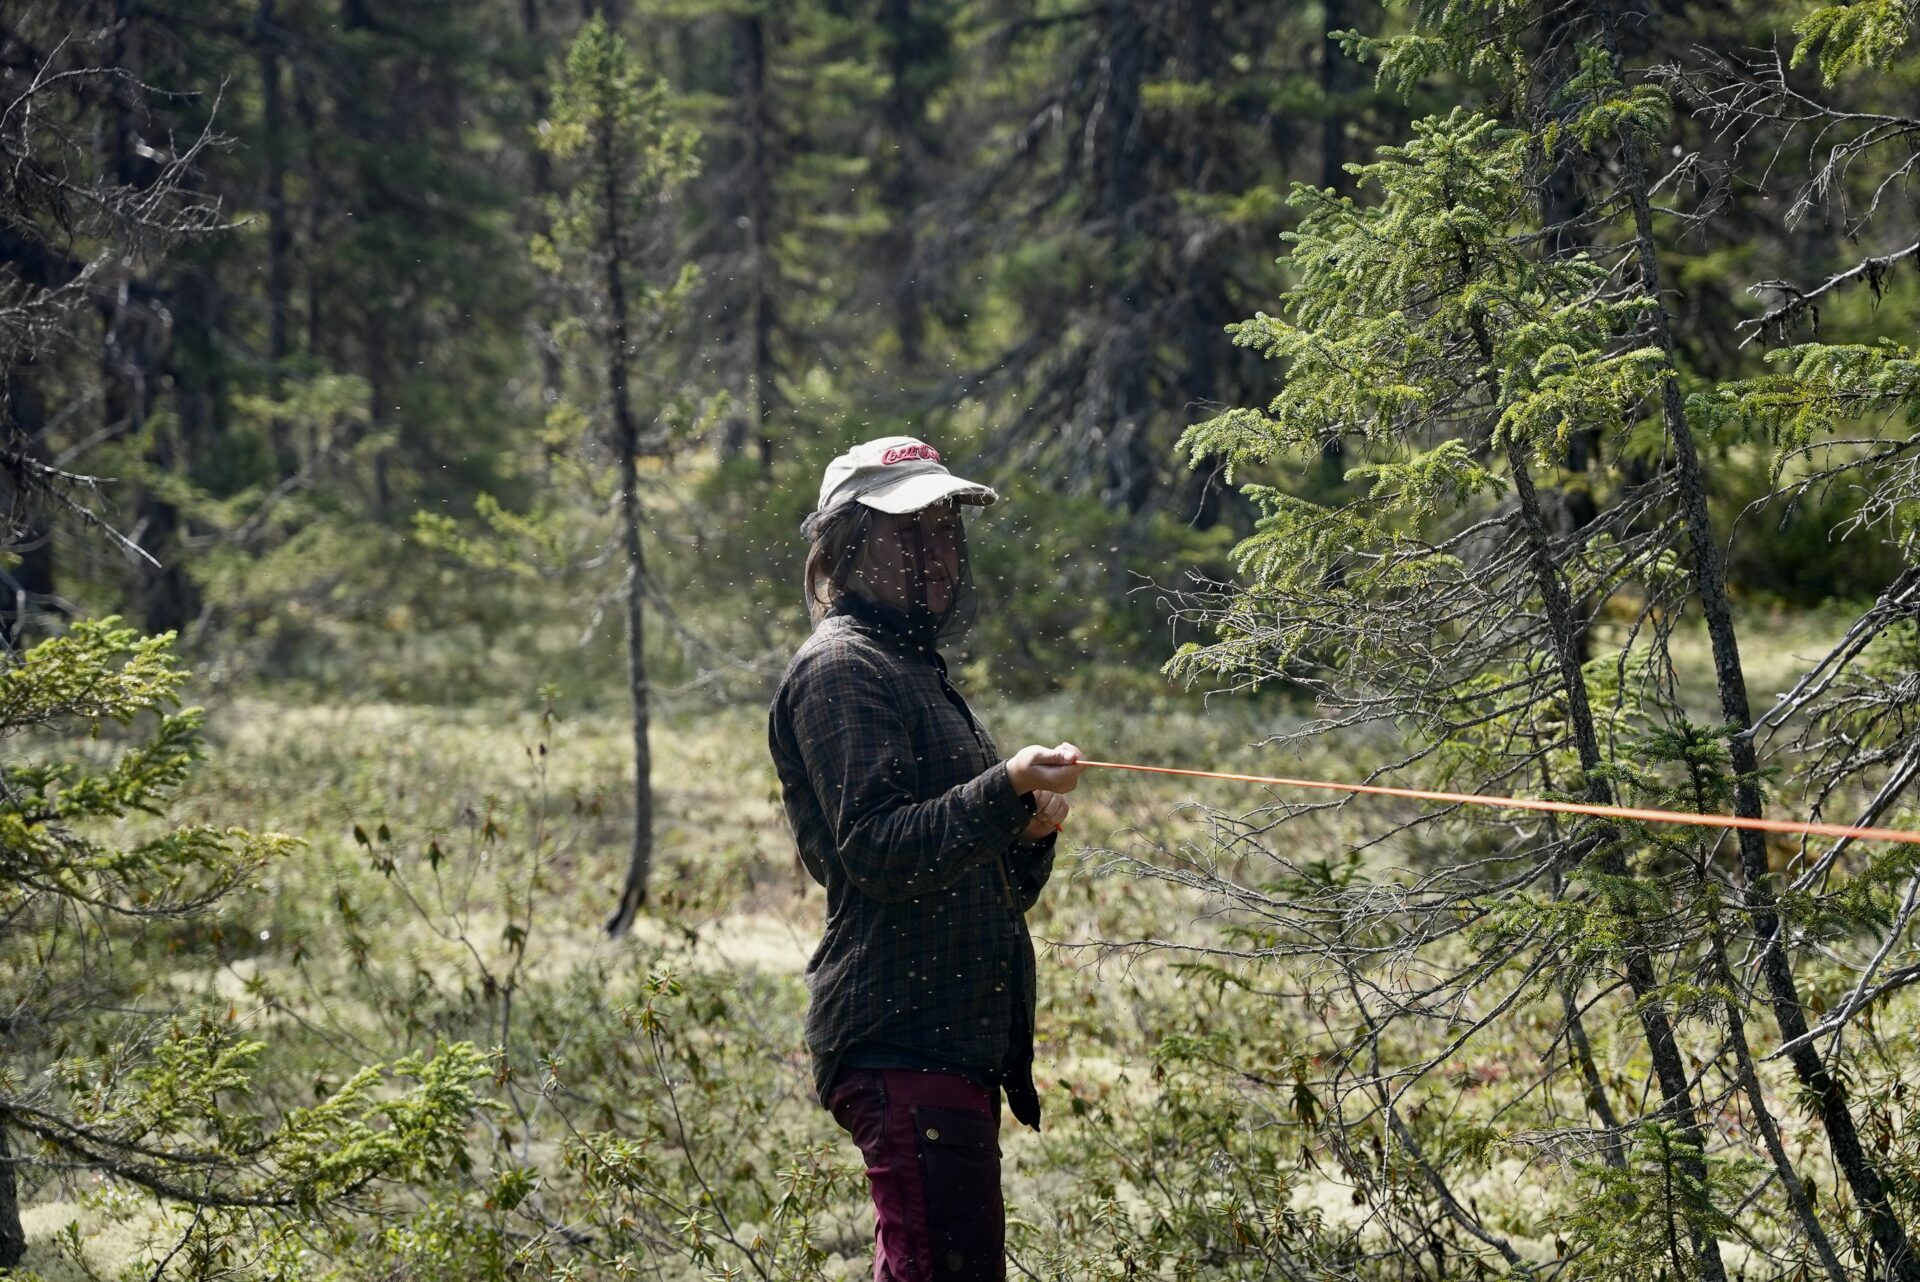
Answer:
[
  {"left": 1007, "top": 743, "right": 1087, "bottom": 795},
  {"left": 1021, "top": 789, "right": 1069, "bottom": 841}
]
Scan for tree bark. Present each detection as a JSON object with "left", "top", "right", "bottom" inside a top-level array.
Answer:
[
  {"left": 1560, "top": 984, "right": 1625, "bottom": 1170},
  {"left": 0, "top": 1114, "right": 24, "bottom": 1268},
  {"left": 1505, "top": 436, "right": 1729, "bottom": 1282},
  {"left": 715, "top": 11, "right": 775, "bottom": 468},
  {"left": 364, "top": 311, "right": 392, "bottom": 524},
  {"left": 0, "top": 1105, "right": 22, "bottom": 1266},
  {"left": 2, "top": 361, "right": 58, "bottom": 650},
  {"left": 523, "top": 0, "right": 564, "bottom": 427},
  {"left": 1530, "top": 39, "right": 1602, "bottom": 655},
  {"left": 1315, "top": 0, "right": 1361, "bottom": 486},
  {"left": 739, "top": 13, "right": 774, "bottom": 469},
  {"left": 878, "top": 0, "right": 938, "bottom": 371},
  {"left": 257, "top": 0, "right": 298, "bottom": 475},
  {"left": 294, "top": 61, "right": 324, "bottom": 371},
  {"left": 1590, "top": 5, "right": 1917, "bottom": 1273},
  {"left": 1702, "top": 893, "right": 1849, "bottom": 1282},
  {"left": 1095, "top": 0, "right": 1154, "bottom": 514},
  {"left": 103, "top": 0, "right": 196, "bottom": 637},
  {"left": 599, "top": 112, "right": 654, "bottom": 939},
  {"left": 1320, "top": 0, "right": 1359, "bottom": 197}
]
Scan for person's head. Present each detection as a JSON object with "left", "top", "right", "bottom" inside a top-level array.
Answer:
[{"left": 801, "top": 437, "right": 998, "bottom": 641}]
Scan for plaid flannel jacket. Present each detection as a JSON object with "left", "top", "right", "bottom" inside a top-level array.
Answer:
[{"left": 768, "top": 607, "right": 1058, "bottom": 1129}]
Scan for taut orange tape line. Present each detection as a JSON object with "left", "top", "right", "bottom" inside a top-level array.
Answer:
[{"left": 1079, "top": 760, "right": 1920, "bottom": 847}]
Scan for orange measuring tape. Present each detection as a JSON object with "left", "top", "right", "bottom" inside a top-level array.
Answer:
[{"left": 1067, "top": 759, "right": 1920, "bottom": 847}]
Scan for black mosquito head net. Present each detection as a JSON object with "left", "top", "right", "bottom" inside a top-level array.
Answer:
[{"left": 801, "top": 499, "right": 979, "bottom": 649}]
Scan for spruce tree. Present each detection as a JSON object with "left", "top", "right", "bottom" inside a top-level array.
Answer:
[
  {"left": 533, "top": 13, "right": 699, "bottom": 937},
  {"left": 1170, "top": 3, "right": 1920, "bottom": 1274},
  {"left": 0, "top": 622, "right": 492, "bottom": 1270}
]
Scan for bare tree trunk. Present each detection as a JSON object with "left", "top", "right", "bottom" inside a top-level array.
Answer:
[
  {"left": 294, "top": 61, "right": 324, "bottom": 372},
  {"left": 715, "top": 11, "right": 774, "bottom": 468},
  {"left": 740, "top": 13, "right": 774, "bottom": 470},
  {"left": 1701, "top": 898, "right": 1849, "bottom": 1282},
  {"left": 599, "top": 114, "right": 653, "bottom": 939},
  {"left": 522, "top": 0, "right": 564, "bottom": 428},
  {"left": 0, "top": 1115, "right": 22, "bottom": 1269},
  {"left": 164, "top": 259, "right": 224, "bottom": 638},
  {"left": 1319, "top": 0, "right": 1358, "bottom": 196},
  {"left": 606, "top": 399, "right": 653, "bottom": 938},
  {"left": 1315, "top": 0, "right": 1360, "bottom": 488},
  {"left": 1590, "top": 5, "right": 1917, "bottom": 1273},
  {"left": 2, "top": 361, "right": 57, "bottom": 650},
  {"left": 103, "top": 0, "right": 186, "bottom": 636},
  {"left": 1561, "top": 985, "right": 1625, "bottom": 1170},
  {"left": 258, "top": 0, "right": 297, "bottom": 476},
  {"left": 878, "top": 0, "right": 933, "bottom": 371},
  {"left": 131, "top": 392, "right": 195, "bottom": 637},
  {"left": 1096, "top": 0, "right": 1154, "bottom": 515},
  {"left": 363, "top": 311, "right": 392, "bottom": 522},
  {"left": 1504, "top": 435, "right": 1729, "bottom": 1282},
  {"left": 1530, "top": 42, "right": 1600, "bottom": 659}
]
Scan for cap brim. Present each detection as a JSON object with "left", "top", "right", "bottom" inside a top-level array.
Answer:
[{"left": 857, "top": 472, "right": 999, "bottom": 514}]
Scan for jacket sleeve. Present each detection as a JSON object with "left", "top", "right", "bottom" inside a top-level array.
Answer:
[
  {"left": 1006, "top": 829, "right": 1058, "bottom": 914},
  {"left": 973, "top": 706, "right": 1057, "bottom": 914},
  {"left": 786, "top": 642, "right": 1032, "bottom": 903}
]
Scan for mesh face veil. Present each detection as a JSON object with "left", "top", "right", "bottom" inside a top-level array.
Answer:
[{"left": 802, "top": 500, "right": 979, "bottom": 647}]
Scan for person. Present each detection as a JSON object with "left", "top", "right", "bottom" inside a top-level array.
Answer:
[{"left": 767, "top": 435, "right": 1086, "bottom": 1282}]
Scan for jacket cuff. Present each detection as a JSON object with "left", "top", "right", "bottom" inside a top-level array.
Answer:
[
  {"left": 978, "top": 760, "right": 1033, "bottom": 837},
  {"left": 1013, "top": 827, "right": 1058, "bottom": 854}
]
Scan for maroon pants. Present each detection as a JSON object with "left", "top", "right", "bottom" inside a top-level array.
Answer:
[{"left": 827, "top": 1068, "right": 1005, "bottom": 1282}]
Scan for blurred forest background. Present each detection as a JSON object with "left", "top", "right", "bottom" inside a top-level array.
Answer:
[{"left": 2, "top": 0, "right": 1918, "bottom": 1279}]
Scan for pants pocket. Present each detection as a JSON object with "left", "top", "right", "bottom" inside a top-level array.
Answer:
[{"left": 910, "top": 1103, "right": 1003, "bottom": 1281}]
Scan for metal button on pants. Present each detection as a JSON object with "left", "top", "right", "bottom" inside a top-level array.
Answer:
[{"left": 827, "top": 1067, "right": 1005, "bottom": 1282}]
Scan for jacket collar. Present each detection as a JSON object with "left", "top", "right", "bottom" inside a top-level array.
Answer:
[{"left": 827, "top": 595, "right": 946, "bottom": 667}]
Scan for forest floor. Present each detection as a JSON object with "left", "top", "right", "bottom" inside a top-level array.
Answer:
[{"left": 14, "top": 605, "right": 1900, "bottom": 1280}]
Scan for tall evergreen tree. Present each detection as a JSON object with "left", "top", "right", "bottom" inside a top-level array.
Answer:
[
  {"left": 1168, "top": 2, "right": 1920, "bottom": 1274},
  {"left": 534, "top": 14, "right": 700, "bottom": 936}
]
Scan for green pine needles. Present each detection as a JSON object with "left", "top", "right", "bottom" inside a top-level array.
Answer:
[
  {"left": 0, "top": 621, "right": 491, "bottom": 1277},
  {"left": 1793, "top": 0, "right": 1919, "bottom": 84},
  {"left": 1152, "top": 5, "right": 1920, "bottom": 1279}
]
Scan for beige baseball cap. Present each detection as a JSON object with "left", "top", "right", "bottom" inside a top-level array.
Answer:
[{"left": 817, "top": 436, "right": 999, "bottom": 514}]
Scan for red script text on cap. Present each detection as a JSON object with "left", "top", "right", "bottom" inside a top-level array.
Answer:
[{"left": 880, "top": 443, "right": 941, "bottom": 465}]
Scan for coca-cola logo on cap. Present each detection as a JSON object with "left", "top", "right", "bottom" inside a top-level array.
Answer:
[{"left": 880, "top": 443, "right": 941, "bottom": 466}]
